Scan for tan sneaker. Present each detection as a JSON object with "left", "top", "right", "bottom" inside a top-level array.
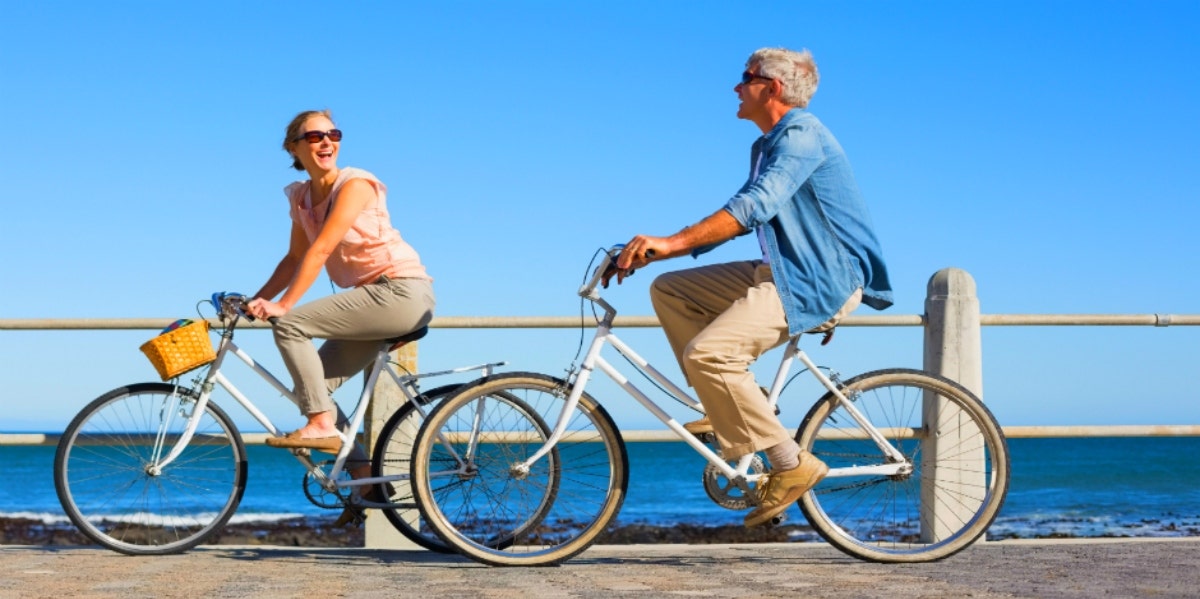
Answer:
[
  {"left": 682, "top": 416, "right": 713, "bottom": 435},
  {"left": 744, "top": 451, "right": 828, "bottom": 527}
]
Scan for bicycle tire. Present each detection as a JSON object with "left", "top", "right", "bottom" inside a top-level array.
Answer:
[
  {"left": 795, "top": 369, "right": 1010, "bottom": 562},
  {"left": 413, "top": 380, "right": 560, "bottom": 559},
  {"left": 54, "top": 383, "right": 247, "bottom": 555},
  {"left": 371, "top": 383, "right": 460, "bottom": 552},
  {"left": 411, "top": 372, "right": 629, "bottom": 566}
]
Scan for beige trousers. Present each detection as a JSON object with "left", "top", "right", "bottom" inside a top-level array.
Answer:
[
  {"left": 273, "top": 276, "right": 435, "bottom": 416},
  {"left": 650, "top": 261, "right": 860, "bottom": 458}
]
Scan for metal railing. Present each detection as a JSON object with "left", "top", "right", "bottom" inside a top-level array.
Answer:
[
  {"left": 7, "top": 424, "right": 1200, "bottom": 447},
  {"left": 6, "top": 313, "right": 1199, "bottom": 331},
  {"left": 4, "top": 306, "right": 1200, "bottom": 446}
]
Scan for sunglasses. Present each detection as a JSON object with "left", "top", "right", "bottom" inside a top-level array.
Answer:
[
  {"left": 292, "top": 129, "right": 343, "bottom": 144},
  {"left": 740, "top": 71, "right": 775, "bottom": 85}
]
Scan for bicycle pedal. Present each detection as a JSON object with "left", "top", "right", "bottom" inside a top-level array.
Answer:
[
  {"left": 769, "top": 513, "right": 787, "bottom": 526},
  {"left": 334, "top": 505, "right": 366, "bottom": 528}
]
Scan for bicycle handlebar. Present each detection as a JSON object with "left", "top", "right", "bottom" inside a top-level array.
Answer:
[
  {"left": 580, "top": 245, "right": 657, "bottom": 300},
  {"left": 210, "top": 292, "right": 280, "bottom": 325},
  {"left": 210, "top": 292, "right": 251, "bottom": 321},
  {"left": 579, "top": 246, "right": 623, "bottom": 299}
]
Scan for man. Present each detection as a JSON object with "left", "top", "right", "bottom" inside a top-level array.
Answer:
[{"left": 610, "top": 47, "right": 892, "bottom": 527}]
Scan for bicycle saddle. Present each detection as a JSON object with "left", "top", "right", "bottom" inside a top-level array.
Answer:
[
  {"left": 386, "top": 326, "right": 429, "bottom": 351},
  {"left": 801, "top": 327, "right": 836, "bottom": 346}
]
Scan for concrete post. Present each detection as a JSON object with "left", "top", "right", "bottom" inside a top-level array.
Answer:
[
  {"left": 363, "top": 341, "right": 420, "bottom": 549},
  {"left": 923, "top": 268, "right": 983, "bottom": 393},
  {"left": 922, "top": 268, "right": 985, "bottom": 542}
]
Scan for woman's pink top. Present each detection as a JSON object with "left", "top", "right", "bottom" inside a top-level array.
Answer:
[{"left": 286, "top": 167, "right": 430, "bottom": 288}]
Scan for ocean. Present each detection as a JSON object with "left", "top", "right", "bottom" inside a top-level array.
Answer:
[{"left": 5, "top": 436, "right": 1200, "bottom": 539}]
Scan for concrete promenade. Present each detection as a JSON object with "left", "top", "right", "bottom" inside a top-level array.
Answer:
[{"left": 3, "top": 538, "right": 1199, "bottom": 598}]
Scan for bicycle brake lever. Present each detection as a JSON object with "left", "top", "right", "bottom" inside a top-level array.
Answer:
[{"left": 600, "top": 248, "right": 656, "bottom": 288}]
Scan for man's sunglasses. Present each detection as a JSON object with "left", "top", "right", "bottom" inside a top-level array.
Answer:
[
  {"left": 292, "top": 129, "right": 343, "bottom": 144},
  {"left": 740, "top": 71, "right": 775, "bottom": 85}
]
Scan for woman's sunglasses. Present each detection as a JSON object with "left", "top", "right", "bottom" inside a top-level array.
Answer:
[{"left": 292, "top": 129, "right": 343, "bottom": 144}]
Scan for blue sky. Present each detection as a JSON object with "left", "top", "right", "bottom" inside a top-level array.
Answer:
[{"left": 2, "top": 1, "right": 1198, "bottom": 433}]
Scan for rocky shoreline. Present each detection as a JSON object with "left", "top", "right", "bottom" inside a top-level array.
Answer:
[
  {"left": 3, "top": 516, "right": 1197, "bottom": 548},
  {"left": 0, "top": 517, "right": 818, "bottom": 547}
]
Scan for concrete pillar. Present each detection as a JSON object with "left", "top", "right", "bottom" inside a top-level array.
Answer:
[
  {"left": 923, "top": 268, "right": 983, "bottom": 393},
  {"left": 363, "top": 341, "right": 421, "bottom": 549},
  {"left": 922, "top": 268, "right": 985, "bottom": 542}
]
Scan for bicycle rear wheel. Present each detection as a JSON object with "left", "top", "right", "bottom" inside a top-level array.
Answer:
[
  {"left": 372, "top": 383, "right": 460, "bottom": 552},
  {"left": 54, "top": 383, "right": 247, "bottom": 555},
  {"left": 411, "top": 373, "right": 628, "bottom": 566},
  {"left": 795, "top": 369, "right": 1009, "bottom": 562}
]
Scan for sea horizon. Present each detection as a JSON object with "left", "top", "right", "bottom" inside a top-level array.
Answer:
[{"left": 6, "top": 436, "right": 1200, "bottom": 541}]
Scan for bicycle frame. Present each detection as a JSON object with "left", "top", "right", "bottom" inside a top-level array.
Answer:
[
  {"left": 510, "top": 250, "right": 909, "bottom": 491},
  {"left": 149, "top": 313, "right": 503, "bottom": 496}
]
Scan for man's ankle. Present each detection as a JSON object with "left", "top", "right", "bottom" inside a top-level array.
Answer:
[{"left": 765, "top": 440, "right": 801, "bottom": 471}]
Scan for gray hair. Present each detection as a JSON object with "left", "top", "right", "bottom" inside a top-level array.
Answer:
[{"left": 748, "top": 48, "right": 819, "bottom": 108}]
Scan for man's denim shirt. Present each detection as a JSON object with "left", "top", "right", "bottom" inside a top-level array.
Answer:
[{"left": 699, "top": 108, "right": 893, "bottom": 335}]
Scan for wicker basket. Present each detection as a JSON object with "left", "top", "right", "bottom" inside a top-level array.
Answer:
[{"left": 140, "top": 320, "right": 216, "bottom": 380}]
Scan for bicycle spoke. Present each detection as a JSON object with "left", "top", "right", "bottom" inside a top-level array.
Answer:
[
  {"left": 55, "top": 384, "right": 246, "bottom": 555},
  {"left": 797, "top": 370, "right": 1009, "bottom": 562}
]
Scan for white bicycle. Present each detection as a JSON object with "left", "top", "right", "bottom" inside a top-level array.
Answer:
[
  {"left": 408, "top": 247, "right": 1010, "bottom": 566},
  {"left": 53, "top": 292, "right": 504, "bottom": 555}
]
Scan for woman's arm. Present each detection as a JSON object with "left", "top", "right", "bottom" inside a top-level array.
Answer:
[
  {"left": 252, "top": 221, "right": 307, "bottom": 301},
  {"left": 251, "top": 178, "right": 375, "bottom": 318}
]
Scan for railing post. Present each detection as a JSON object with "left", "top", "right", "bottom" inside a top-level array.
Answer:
[
  {"left": 924, "top": 268, "right": 983, "bottom": 393},
  {"left": 922, "top": 268, "right": 985, "bottom": 541},
  {"left": 363, "top": 341, "right": 420, "bottom": 549}
]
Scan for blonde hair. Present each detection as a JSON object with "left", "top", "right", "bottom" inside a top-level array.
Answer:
[
  {"left": 749, "top": 48, "right": 820, "bottom": 108},
  {"left": 283, "top": 109, "right": 334, "bottom": 171}
]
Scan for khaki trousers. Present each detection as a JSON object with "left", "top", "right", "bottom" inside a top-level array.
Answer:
[
  {"left": 271, "top": 276, "right": 434, "bottom": 464},
  {"left": 273, "top": 276, "right": 435, "bottom": 416},
  {"left": 649, "top": 261, "right": 860, "bottom": 458}
]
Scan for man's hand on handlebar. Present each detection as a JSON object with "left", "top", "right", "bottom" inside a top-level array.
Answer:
[{"left": 602, "top": 236, "right": 668, "bottom": 288}]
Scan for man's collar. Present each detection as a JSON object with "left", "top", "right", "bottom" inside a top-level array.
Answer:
[{"left": 760, "top": 107, "right": 807, "bottom": 142}]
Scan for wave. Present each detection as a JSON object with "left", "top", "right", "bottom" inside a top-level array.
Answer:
[
  {"left": 988, "top": 513, "right": 1200, "bottom": 538},
  {"left": 0, "top": 510, "right": 315, "bottom": 527}
]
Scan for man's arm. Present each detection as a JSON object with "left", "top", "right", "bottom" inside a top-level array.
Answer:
[{"left": 615, "top": 209, "right": 746, "bottom": 272}]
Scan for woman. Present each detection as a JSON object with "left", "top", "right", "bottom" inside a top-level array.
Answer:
[{"left": 247, "top": 110, "right": 434, "bottom": 513}]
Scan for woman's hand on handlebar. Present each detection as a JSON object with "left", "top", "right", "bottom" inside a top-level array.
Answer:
[{"left": 246, "top": 297, "right": 290, "bottom": 321}]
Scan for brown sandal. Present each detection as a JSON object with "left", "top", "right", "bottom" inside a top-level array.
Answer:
[{"left": 264, "top": 430, "right": 342, "bottom": 453}]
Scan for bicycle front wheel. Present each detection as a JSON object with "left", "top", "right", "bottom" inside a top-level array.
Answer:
[
  {"left": 411, "top": 373, "right": 629, "bottom": 566},
  {"left": 54, "top": 383, "right": 247, "bottom": 555},
  {"left": 372, "top": 383, "right": 460, "bottom": 553},
  {"left": 795, "top": 369, "right": 1009, "bottom": 562}
]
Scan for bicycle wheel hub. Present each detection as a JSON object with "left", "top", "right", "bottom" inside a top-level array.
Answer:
[
  {"left": 509, "top": 463, "right": 530, "bottom": 480},
  {"left": 456, "top": 463, "right": 479, "bottom": 481}
]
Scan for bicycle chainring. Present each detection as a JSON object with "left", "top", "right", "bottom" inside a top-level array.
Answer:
[
  {"left": 702, "top": 454, "right": 766, "bottom": 510},
  {"left": 303, "top": 460, "right": 350, "bottom": 509}
]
